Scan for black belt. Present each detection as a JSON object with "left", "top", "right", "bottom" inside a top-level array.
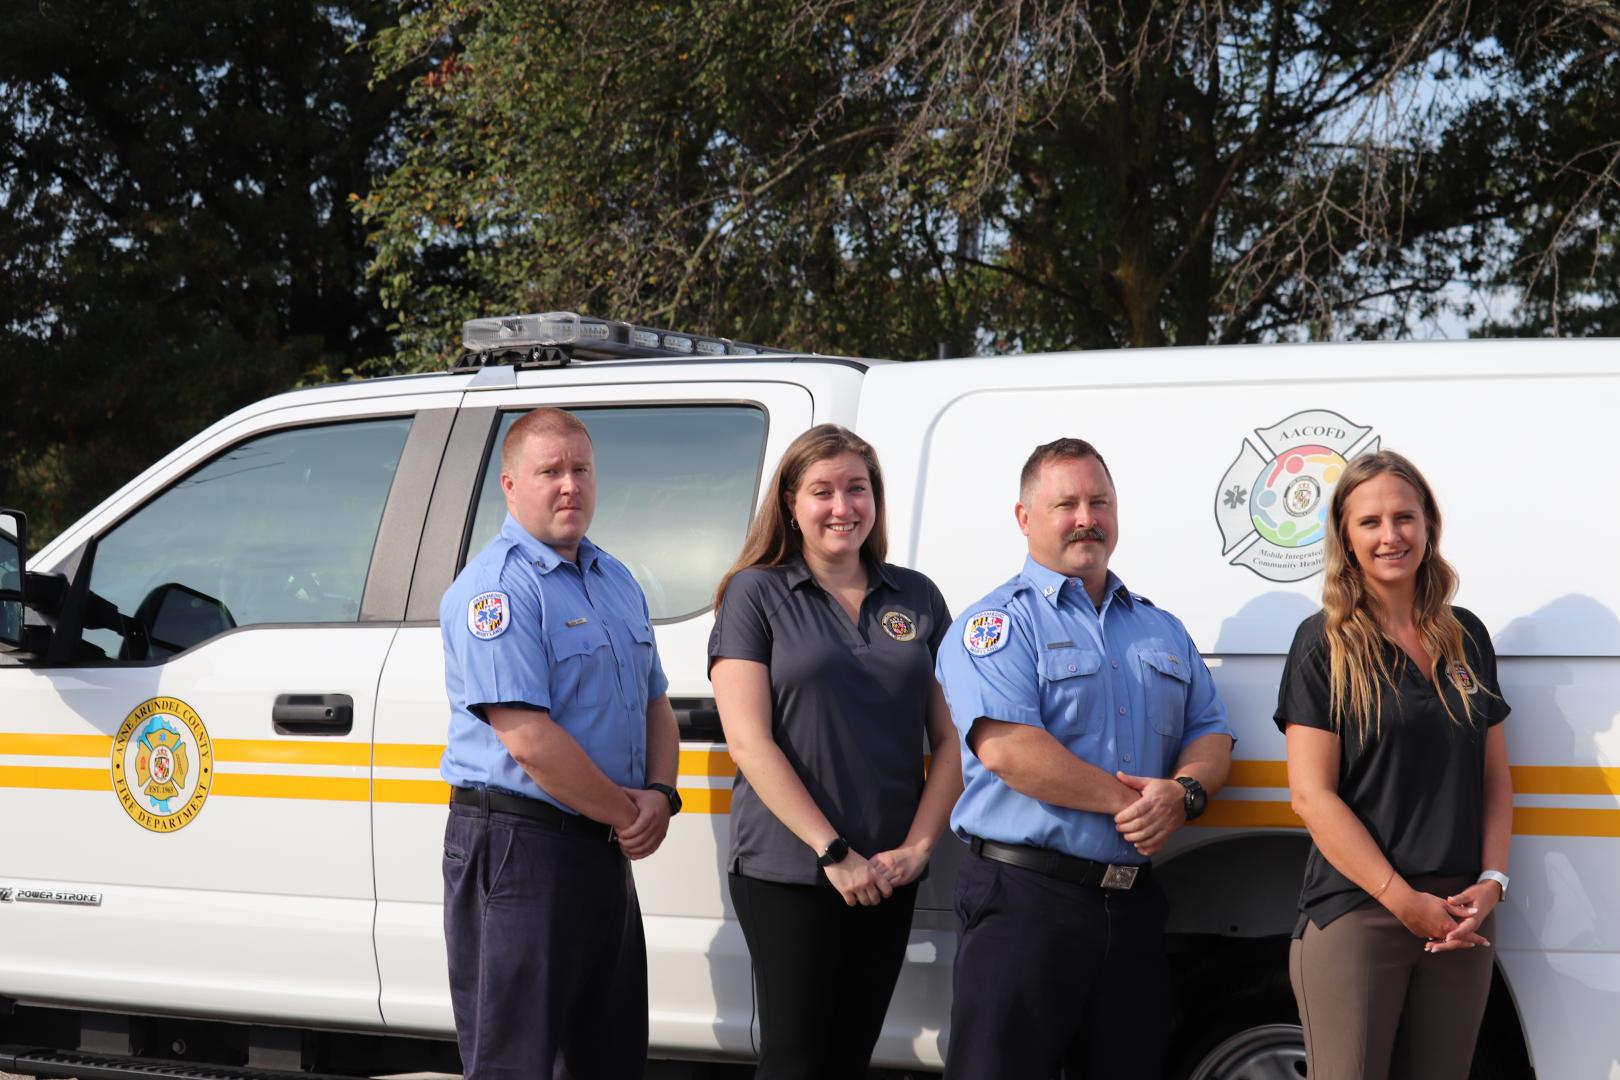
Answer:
[
  {"left": 451, "top": 786, "right": 615, "bottom": 843},
  {"left": 969, "top": 836, "right": 1149, "bottom": 890}
]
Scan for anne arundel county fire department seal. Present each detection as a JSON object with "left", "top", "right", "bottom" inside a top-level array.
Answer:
[
  {"left": 111, "top": 696, "right": 214, "bottom": 833},
  {"left": 1213, "top": 409, "right": 1381, "bottom": 582}
]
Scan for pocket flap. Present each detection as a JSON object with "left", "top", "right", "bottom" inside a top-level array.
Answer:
[
  {"left": 629, "top": 620, "right": 656, "bottom": 645},
  {"left": 1041, "top": 648, "right": 1102, "bottom": 681},
  {"left": 1142, "top": 649, "right": 1191, "bottom": 683},
  {"left": 549, "top": 622, "right": 610, "bottom": 660}
]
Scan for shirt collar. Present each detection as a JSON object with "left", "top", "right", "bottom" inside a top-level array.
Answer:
[
  {"left": 1020, "top": 554, "right": 1131, "bottom": 610},
  {"left": 500, "top": 513, "right": 599, "bottom": 574},
  {"left": 783, "top": 554, "right": 894, "bottom": 593}
]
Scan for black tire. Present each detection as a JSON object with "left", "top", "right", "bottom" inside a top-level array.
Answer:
[{"left": 1166, "top": 946, "right": 1305, "bottom": 1080}]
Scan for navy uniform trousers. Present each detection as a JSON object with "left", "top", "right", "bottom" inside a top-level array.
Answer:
[
  {"left": 945, "top": 846, "right": 1171, "bottom": 1080},
  {"left": 444, "top": 798, "right": 647, "bottom": 1079}
]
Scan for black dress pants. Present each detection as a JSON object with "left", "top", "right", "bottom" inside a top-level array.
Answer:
[
  {"left": 729, "top": 872, "right": 919, "bottom": 1080},
  {"left": 944, "top": 846, "right": 1170, "bottom": 1080},
  {"left": 444, "top": 801, "right": 647, "bottom": 1080}
]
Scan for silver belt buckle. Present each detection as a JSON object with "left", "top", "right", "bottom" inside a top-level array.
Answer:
[{"left": 1100, "top": 864, "right": 1139, "bottom": 890}]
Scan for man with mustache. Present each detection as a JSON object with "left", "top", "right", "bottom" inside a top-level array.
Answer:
[
  {"left": 935, "top": 437, "right": 1235, "bottom": 1079},
  {"left": 439, "top": 407, "right": 680, "bottom": 1078}
]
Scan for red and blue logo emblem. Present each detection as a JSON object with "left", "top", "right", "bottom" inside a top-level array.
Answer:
[{"left": 468, "top": 591, "right": 510, "bottom": 640}]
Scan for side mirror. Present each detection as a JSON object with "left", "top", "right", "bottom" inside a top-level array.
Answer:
[{"left": 0, "top": 509, "right": 25, "bottom": 651}]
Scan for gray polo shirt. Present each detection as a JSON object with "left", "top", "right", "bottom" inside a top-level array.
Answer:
[{"left": 708, "top": 557, "right": 951, "bottom": 885}]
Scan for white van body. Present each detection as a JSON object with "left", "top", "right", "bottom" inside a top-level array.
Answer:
[{"left": 1, "top": 337, "right": 1615, "bottom": 1079}]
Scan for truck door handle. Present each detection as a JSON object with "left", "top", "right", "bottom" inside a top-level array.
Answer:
[{"left": 272, "top": 694, "right": 354, "bottom": 736}]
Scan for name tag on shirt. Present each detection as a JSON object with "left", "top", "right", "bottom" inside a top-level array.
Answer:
[{"left": 565, "top": 617, "right": 590, "bottom": 627}]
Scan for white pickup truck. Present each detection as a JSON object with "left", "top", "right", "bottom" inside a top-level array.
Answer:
[{"left": 4, "top": 314, "right": 1617, "bottom": 1079}]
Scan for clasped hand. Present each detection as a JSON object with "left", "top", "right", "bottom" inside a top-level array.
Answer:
[
  {"left": 1113, "top": 773, "right": 1185, "bottom": 856},
  {"left": 827, "top": 843, "right": 932, "bottom": 907},
  {"left": 1392, "top": 882, "right": 1499, "bottom": 952}
]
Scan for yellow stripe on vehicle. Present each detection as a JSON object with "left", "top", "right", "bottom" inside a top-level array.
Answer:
[
  {"left": 374, "top": 743, "right": 447, "bottom": 769},
  {"left": 375, "top": 778, "right": 452, "bottom": 804},
  {"left": 1512, "top": 806, "right": 1620, "bottom": 837},
  {"left": 679, "top": 748, "right": 737, "bottom": 777},
  {"left": 1510, "top": 766, "right": 1620, "bottom": 796},
  {"left": 1190, "top": 799, "right": 1302, "bottom": 829},
  {"left": 0, "top": 764, "right": 110, "bottom": 791},
  {"left": 213, "top": 739, "right": 371, "bottom": 767},
  {"left": 679, "top": 787, "right": 732, "bottom": 814},
  {"left": 0, "top": 733, "right": 113, "bottom": 757},
  {"left": 210, "top": 774, "right": 370, "bottom": 801},
  {"left": 1226, "top": 759, "right": 1290, "bottom": 789}
]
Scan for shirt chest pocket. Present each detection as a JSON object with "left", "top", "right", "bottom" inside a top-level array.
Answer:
[
  {"left": 549, "top": 622, "right": 614, "bottom": 709},
  {"left": 625, "top": 619, "right": 656, "bottom": 701},
  {"left": 1140, "top": 650, "right": 1190, "bottom": 739},
  {"left": 1040, "top": 648, "right": 1103, "bottom": 735}
]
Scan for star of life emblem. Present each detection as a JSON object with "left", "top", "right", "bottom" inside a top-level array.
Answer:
[
  {"left": 964, "top": 610, "right": 1011, "bottom": 657},
  {"left": 468, "top": 590, "right": 510, "bottom": 640},
  {"left": 1213, "top": 409, "right": 1380, "bottom": 582}
]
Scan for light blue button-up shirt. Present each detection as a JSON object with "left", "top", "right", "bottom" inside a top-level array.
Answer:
[
  {"left": 440, "top": 513, "right": 669, "bottom": 812},
  {"left": 937, "top": 555, "right": 1233, "bottom": 865}
]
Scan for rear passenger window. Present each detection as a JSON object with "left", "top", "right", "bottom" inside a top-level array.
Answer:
[
  {"left": 84, "top": 419, "right": 412, "bottom": 659},
  {"left": 467, "top": 405, "right": 767, "bottom": 621}
]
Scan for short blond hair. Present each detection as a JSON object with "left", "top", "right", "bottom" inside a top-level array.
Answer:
[{"left": 501, "top": 408, "right": 591, "bottom": 473}]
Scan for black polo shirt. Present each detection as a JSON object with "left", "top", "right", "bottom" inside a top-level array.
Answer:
[
  {"left": 1273, "top": 606, "right": 1510, "bottom": 933},
  {"left": 708, "top": 557, "right": 952, "bottom": 885}
]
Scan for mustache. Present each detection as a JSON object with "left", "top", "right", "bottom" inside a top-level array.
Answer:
[{"left": 1064, "top": 526, "right": 1108, "bottom": 543}]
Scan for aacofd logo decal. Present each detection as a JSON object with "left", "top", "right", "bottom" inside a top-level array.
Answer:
[
  {"left": 111, "top": 696, "right": 213, "bottom": 833},
  {"left": 1213, "top": 410, "right": 1380, "bottom": 582}
]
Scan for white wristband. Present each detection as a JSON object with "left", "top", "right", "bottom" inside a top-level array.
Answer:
[{"left": 1478, "top": 869, "right": 1509, "bottom": 899}]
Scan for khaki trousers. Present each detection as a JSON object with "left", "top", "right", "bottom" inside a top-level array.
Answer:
[{"left": 1289, "top": 877, "right": 1495, "bottom": 1080}]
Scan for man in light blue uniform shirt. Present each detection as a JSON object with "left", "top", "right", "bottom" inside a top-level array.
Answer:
[
  {"left": 440, "top": 407, "right": 680, "bottom": 1080},
  {"left": 936, "top": 437, "right": 1235, "bottom": 1080}
]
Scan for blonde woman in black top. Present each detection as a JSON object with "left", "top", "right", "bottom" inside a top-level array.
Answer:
[{"left": 1275, "top": 451, "right": 1512, "bottom": 1080}]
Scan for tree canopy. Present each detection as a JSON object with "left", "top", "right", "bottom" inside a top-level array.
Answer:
[
  {"left": 364, "top": 0, "right": 1620, "bottom": 366},
  {"left": 0, "top": 0, "right": 411, "bottom": 543}
]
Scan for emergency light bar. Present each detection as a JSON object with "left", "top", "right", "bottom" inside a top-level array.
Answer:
[{"left": 453, "top": 311, "right": 781, "bottom": 370}]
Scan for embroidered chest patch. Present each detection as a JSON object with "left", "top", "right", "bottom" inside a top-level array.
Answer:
[
  {"left": 1452, "top": 662, "right": 1479, "bottom": 695},
  {"left": 880, "top": 610, "right": 918, "bottom": 642},
  {"left": 468, "top": 591, "right": 510, "bottom": 640},
  {"left": 964, "top": 609, "right": 1011, "bottom": 657}
]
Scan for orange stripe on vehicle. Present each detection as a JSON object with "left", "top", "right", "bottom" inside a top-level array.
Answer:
[
  {"left": 1511, "top": 766, "right": 1620, "bottom": 797},
  {"left": 1512, "top": 806, "right": 1620, "bottom": 837},
  {"left": 210, "top": 774, "right": 369, "bottom": 801},
  {"left": 679, "top": 787, "right": 732, "bottom": 814},
  {"left": 0, "top": 733, "right": 113, "bottom": 758},
  {"left": 374, "top": 778, "right": 452, "bottom": 804},
  {"left": 1191, "top": 799, "right": 1303, "bottom": 829},
  {"left": 213, "top": 739, "right": 370, "bottom": 767},
  {"left": 679, "top": 748, "right": 736, "bottom": 777},
  {"left": 1226, "top": 760, "right": 1290, "bottom": 789},
  {"left": 374, "top": 743, "right": 447, "bottom": 769},
  {"left": 0, "top": 764, "right": 109, "bottom": 791}
]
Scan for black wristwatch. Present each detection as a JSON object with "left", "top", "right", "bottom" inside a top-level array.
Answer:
[
  {"left": 645, "top": 782, "right": 681, "bottom": 817},
  {"left": 1175, "top": 776, "right": 1207, "bottom": 821},
  {"left": 816, "top": 836, "right": 850, "bottom": 867}
]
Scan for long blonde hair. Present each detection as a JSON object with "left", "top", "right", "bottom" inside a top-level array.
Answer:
[
  {"left": 1320, "top": 450, "right": 1474, "bottom": 740},
  {"left": 713, "top": 424, "right": 889, "bottom": 606}
]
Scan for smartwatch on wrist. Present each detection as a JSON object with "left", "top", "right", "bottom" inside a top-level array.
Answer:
[
  {"left": 645, "top": 782, "right": 681, "bottom": 817},
  {"left": 1478, "top": 869, "right": 1509, "bottom": 899},
  {"left": 1174, "top": 776, "right": 1208, "bottom": 821},
  {"left": 816, "top": 836, "right": 850, "bottom": 868}
]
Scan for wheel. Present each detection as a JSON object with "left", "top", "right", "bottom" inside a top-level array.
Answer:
[{"left": 1183, "top": 1022, "right": 1305, "bottom": 1080}]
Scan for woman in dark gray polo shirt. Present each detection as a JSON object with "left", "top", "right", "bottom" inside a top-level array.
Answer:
[{"left": 709, "top": 424, "right": 961, "bottom": 1080}]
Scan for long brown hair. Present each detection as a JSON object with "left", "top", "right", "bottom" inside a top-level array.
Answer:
[
  {"left": 713, "top": 424, "right": 889, "bottom": 606},
  {"left": 1321, "top": 450, "right": 1474, "bottom": 740}
]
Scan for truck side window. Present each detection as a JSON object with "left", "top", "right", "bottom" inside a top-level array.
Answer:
[
  {"left": 83, "top": 418, "right": 413, "bottom": 659},
  {"left": 466, "top": 405, "right": 767, "bottom": 621}
]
